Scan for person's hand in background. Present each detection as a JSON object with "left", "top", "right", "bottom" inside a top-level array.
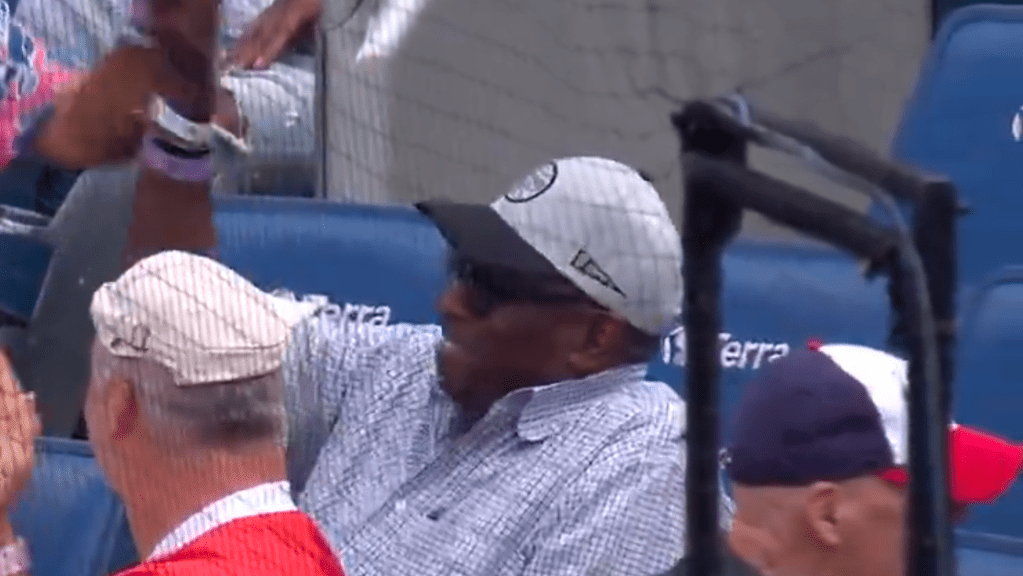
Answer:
[
  {"left": 0, "top": 350, "right": 39, "bottom": 510},
  {"left": 227, "top": 0, "right": 322, "bottom": 70}
]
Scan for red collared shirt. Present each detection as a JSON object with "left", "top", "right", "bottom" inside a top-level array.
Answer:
[{"left": 116, "top": 482, "right": 345, "bottom": 576}]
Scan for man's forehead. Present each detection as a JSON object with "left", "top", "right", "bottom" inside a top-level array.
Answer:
[
  {"left": 736, "top": 476, "right": 893, "bottom": 504},
  {"left": 733, "top": 484, "right": 813, "bottom": 510}
]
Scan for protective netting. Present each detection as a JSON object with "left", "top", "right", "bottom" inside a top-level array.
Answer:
[
  {"left": 0, "top": 0, "right": 931, "bottom": 224},
  {"left": 320, "top": 0, "right": 929, "bottom": 238},
  {"left": 0, "top": 0, "right": 947, "bottom": 574}
]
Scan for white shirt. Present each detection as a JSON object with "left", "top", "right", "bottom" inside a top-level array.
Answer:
[{"left": 148, "top": 481, "right": 297, "bottom": 560}]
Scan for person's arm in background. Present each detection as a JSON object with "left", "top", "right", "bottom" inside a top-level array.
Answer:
[
  {"left": 0, "top": 351, "right": 42, "bottom": 576},
  {"left": 226, "top": 0, "right": 326, "bottom": 70},
  {"left": 226, "top": 0, "right": 432, "bottom": 73}
]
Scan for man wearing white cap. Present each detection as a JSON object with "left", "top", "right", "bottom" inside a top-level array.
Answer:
[
  {"left": 0, "top": 251, "right": 347, "bottom": 576},
  {"left": 117, "top": 154, "right": 708, "bottom": 576}
]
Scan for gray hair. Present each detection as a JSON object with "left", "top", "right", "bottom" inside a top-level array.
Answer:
[{"left": 90, "top": 343, "right": 287, "bottom": 453}]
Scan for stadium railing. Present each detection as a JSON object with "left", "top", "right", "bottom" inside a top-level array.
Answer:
[{"left": 672, "top": 97, "right": 959, "bottom": 576}]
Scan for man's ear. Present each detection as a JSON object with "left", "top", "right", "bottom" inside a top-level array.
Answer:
[
  {"left": 105, "top": 376, "right": 141, "bottom": 441},
  {"left": 568, "top": 314, "right": 630, "bottom": 372},
  {"left": 803, "top": 481, "right": 843, "bottom": 547}
]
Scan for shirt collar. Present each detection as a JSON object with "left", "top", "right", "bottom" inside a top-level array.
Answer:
[
  {"left": 148, "top": 481, "right": 296, "bottom": 560},
  {"left": 509, "top": 364, "right": 646, "bottom": 442}
]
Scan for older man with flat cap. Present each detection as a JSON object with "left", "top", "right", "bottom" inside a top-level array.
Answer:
[{"left": 0, "top": 250, "right": 346, "bottom": 576}]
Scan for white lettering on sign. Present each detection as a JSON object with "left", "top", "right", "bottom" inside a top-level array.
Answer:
[
  {"left": 341, "top": 302, "right": 391, "bottom": 326},
  {"left": 270, "top": 289, "right": 392, "bottom": 326},
  {"left": 660, "top": 327, "right": 790, "bottom": 369}
]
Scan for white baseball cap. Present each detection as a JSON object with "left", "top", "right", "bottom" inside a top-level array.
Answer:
[
  {"left": 416, "top": 156, "right": 683, "bottom": 335},
  {"left": 90, "top": 251, "right": 302, "bottom": 386}
]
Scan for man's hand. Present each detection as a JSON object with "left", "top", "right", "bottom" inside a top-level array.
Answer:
[
  {"left": 0, "top": 352, "right": 40, "bottom": 510},
  {"left": 226, "top": 0, "right": 322, "bottom": 70},
  {"left": 31, "top": 44, "right": 246, "bottom": 170},
  {"left": 32, "top": 45, "right": 153, "bottom": 169}
]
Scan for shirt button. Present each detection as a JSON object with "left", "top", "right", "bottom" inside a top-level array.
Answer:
[{"left": 395, "top": 499, "right": 407, "bottom": 513}]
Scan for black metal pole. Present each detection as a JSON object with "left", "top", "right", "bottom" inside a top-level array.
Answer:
[
  {"left": 903, "top": 178, "right": 959, "bottom": 576},
  {"left": 673, "top": 103, "right": 748, "bottom": 576},
  {"left": 912, "top": 179, "right": 959, "bottom": 430},
  {"left": 672, "top": 99, "right": 960, "bottom": 576}
]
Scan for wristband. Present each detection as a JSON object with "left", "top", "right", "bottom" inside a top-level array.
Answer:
[
  {"left": 151, "top": 136, "right": 210, "bottom": 158},
  {"left": 149, "top": 95, "right": 214, "bottom": 150},
  {"left": 141, "top": 135, "right": 213, "bottom": 182},
  {"left": 0, "top": 537, "right": 30, "bottom": 576}
]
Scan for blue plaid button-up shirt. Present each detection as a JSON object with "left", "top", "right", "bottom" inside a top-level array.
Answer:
[{"left": 283, "top": 303, "right": 706, "bottom": 576}]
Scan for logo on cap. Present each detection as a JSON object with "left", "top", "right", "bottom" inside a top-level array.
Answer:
[
  {"left": 570, "top": 248, "right": 625, "bottom": 297},
  {"left": 1014, "top": 106, "right": 1023, "bottom": 142},
  {"left": 111, "top": 324, "right": 151, "bottom": 353},
  {"left": 505, "top": 162, "right": 558, "bottom": 203}
]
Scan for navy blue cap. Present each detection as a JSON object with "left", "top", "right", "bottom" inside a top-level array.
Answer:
[
  {"left": 727, "top": 343, "right": 1023, "bottom": 503},
  {"left": 726, "top": 347, "right": 896, "bottom": 485}
]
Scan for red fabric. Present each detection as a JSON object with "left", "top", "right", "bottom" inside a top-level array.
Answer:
[
  {"left": 114, "top": 511, "right": 346, "bottom": 576},
  {"left": 879, "top": 425, "right": 1023, "bottom": 504},
  {"left": 0, "top": 36, "right": 83, "bottom": 169}
]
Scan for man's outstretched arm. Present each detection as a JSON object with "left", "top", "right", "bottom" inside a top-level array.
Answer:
[
  {"left": 15, "top": 0, "right": 239, "bottom": 268},
  {"left": 120, "top": 0, "right": 224, "bottom": 268}
]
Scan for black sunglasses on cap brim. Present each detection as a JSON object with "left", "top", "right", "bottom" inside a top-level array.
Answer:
[{"left": 446, "top": 252, "right": 606, "bottom": 317}]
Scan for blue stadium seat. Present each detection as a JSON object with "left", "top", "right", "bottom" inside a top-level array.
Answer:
[
  {"left": 885, "top": 8, "right": 1023, "bottom": 567},
  {"left": 8, "top": 437, "right": 130, "bottom": 576},
  {"left": 213, "top": 196, "right": 890, "bottom": 441},
  {"left": 934, "top": 0, "right": 1023, "bottom": 30},
  {"left": 954, "top": 271, "right": 1023, "bottom": 540},
  {"left": 214, "top": 197, "right": 449, "bottom": 327},
  {"left": 958, "top": 542, "right": 1023, "bottom": 576},
  {"left": 889, "top": 4, "right": 1023, "bottom": 283},
  {"left": 0, "top": 204, "right": 52, "bottom": 322},
  {"left": 104, "top": 513, "right": 140, "bottom": 574},
  {"left": 650, "top": 241, "right": 890, "bottom": 440}
]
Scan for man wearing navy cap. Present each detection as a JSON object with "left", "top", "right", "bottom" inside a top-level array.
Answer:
[{"left": 665, "top": 342, "right": 1023, "bottom": 576}]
